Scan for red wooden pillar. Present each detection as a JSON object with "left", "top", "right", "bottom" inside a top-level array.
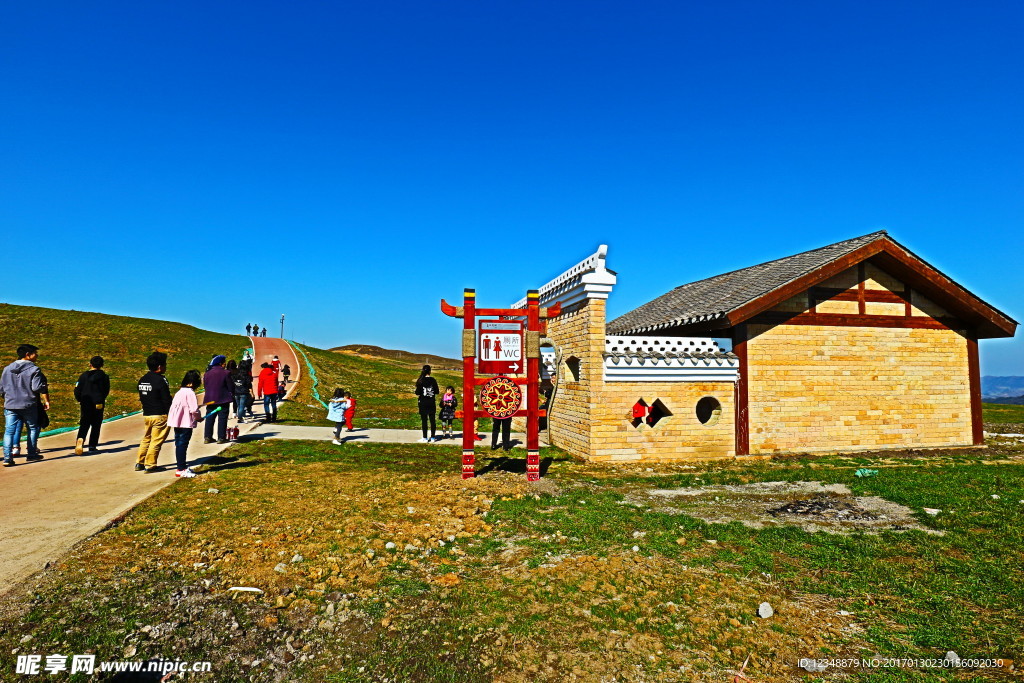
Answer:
[
  {"left": 967, "top": 335, "right": 984, "bottom": 446},
  {"left": 733, "top": 323, "right": 749, "bottom": 456},
  {"left": 525, "top": 290, "right": 541, "bottom": 481},
  {"left": 462, "top": 289, "right": 477, "bottom": 478}
]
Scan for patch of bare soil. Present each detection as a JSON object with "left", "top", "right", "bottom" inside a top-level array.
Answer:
[{"left": 635, "top": 481, "right": 940, "bottom": 535}]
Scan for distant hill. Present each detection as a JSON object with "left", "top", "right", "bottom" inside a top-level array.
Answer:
[
  {"left": 331, "top": 344, "right": 461, "bottom": 370},
  {"left": 982, "top": 376, "right": 1024, "bottom": 400},
  {"left": 986, "top": 395, "right": 1024, "bottom": 406}
]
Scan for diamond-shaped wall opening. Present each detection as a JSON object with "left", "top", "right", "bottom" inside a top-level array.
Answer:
[
  {"left": 628, "top": 398, "right": 648, "bottom": 428},
  {"left": 646, "top": 399, "right": 672, "bottom": 427}
]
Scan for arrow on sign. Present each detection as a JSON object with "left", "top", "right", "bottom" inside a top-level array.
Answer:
[{"left": 510, "top": 362, "right": 520, "bottom": 372}]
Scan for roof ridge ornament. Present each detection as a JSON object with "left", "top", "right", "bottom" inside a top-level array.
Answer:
[{"left": 513, "top": 244, "right": 617, "bottom": 309}]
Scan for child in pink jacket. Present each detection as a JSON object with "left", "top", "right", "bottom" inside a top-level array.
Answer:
[{"left": 167, "top": 370, "right": 203, "bottom": 478}]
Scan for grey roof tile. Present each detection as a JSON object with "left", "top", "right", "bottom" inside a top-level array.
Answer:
[{"left": 607, "top": 231, "right": 888, "bottom": 335}]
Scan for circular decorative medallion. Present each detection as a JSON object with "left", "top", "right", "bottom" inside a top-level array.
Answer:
[{"left": 480, "top": 376, "right": 523, "bottom": 419}]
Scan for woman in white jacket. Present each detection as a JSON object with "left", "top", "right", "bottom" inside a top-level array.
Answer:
[{"left": 167, "top": 370, "right": 203, "bottom": 478}]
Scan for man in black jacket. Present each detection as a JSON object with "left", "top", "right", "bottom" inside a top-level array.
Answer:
[
  {"left": 135, "top": 352, "right": 171, "bottom": 473},
  {"left": 74, "top": 356, "right": 110, "bottom": 455}
]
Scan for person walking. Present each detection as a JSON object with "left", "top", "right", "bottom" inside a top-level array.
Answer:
[
  {"left": 136, "top": 352, "right": 172, "bottom": 472},
  {"left": 327, "top": 388, "right": 348, "bottom": 445},
  {"left": 241, "top": 356, "right": 256, "bottom": 418},
  {"left": 261, "top": 327, "right": 267, "bottom": 338},
  {"left": 252, "top": 323, "right": 259, "bottom": 337},
  {"left": 1, "top": 344, "right": 48, "bottom": 466},
  {"left": 202, "top": 355, "right": 233, "bottom": 444},
  {"left": 415, "top": 365, "right": 439, "bottom": 443},
  {"left": 271, "top": 355, "right": 281, "bottom": 374},
  {"left": 73, "top": 355, "right": 110, "bottom": 455},
  {"left": 230, "top": 359, "right": 252, "bottom": 423},
  {"left": 257, "top": 362, "right": 279, "bottom": 422},
  {"left": 167, "top": 369, "right": 203, "bottom": 478},
  {"left": 282, "top": 364, "right": 291, "bottom": 384},
  {"left": 246, "top": 323, "right": 252, "bottom": 336}
]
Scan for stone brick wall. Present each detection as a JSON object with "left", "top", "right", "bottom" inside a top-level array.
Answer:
[
  {"left": 542, "top": 299, "right": 607, "bottom": 457},
  {"left": 542, "top": 297, "right": 737, "bottom": 462},
  {"left": 590, "top": 381, "right": 735, "bottom": 461},
  {"left": 746, "top": 323, "right": 973, "bottom": 454}
]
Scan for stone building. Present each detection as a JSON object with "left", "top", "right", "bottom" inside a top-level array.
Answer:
[{"left": 519, "top": 232, "right": 1016, "bottom": 461}]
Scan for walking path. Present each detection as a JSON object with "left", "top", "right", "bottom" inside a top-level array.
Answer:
[
  {"left": 259, "top": 424, "right": 532, "bottom": 446},
  {"left": 0, "top": 336, "right": 300, "bottom": 595},
  {"left": 0, "top": 336, "right": 544, "bottom": 596}
]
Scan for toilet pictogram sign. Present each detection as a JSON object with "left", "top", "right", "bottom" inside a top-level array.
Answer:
[{"left": 478, "top": 320, "right": 523, "bottom": 374}]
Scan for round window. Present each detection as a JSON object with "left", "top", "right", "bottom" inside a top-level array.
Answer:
[{"left": 695, "top": 396, "right": 722, "bottom": 425}]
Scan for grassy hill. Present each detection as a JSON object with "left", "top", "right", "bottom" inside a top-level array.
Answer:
[
  {"left": 281, "top": 343, "right": 470, "bottom": 430},
  {"left": 331, "top": 344, "right": 461, "bottom": 371},
  {"left": 983, "top": 402, "right": 1024, "bottom": 432},
  {"left": 0, "top": 303, "right": 247, "bottom": 432}
]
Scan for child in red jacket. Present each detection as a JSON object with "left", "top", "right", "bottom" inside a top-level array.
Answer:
[{"left": 343, "top": 391, "right": 356, "bottom": 431}]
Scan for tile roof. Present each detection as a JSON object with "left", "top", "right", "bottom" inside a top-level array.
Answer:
[{"left": 607, "top": 231, "right": 889, "bottom": 335}]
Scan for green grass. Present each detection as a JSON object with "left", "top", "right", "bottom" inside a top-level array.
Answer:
[
  {"left": 280, "top": 343, "right": 482, "bottom": 430},
  {"left": 2, "top": 440, "right": 1021, "bottom": 680},
  {"left": 982, "top": 402, "right": 1024, "bottom": 426},
  {"left": 0, "top": 303, "right": 247, "bottom": 431}
]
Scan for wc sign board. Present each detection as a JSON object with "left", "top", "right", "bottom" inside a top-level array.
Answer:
[{"left": 478, "top": 320, "right": 523, "bottom": 374}]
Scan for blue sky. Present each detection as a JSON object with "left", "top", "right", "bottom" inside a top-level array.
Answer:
[{"left": 2, "top": 1, "right": 1021, "bottom": 373}]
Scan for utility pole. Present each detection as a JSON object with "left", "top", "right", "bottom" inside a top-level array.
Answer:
[{"left": 280, "top": 314, "right": 285, "bottom": 339}]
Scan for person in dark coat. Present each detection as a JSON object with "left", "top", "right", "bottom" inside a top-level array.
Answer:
[
  {"left": 246, "top": 323, "right": 252, "bottom": 336},
  {"left": 414, "top": 365, "right": 439, "bottom": 442},
  {"left": 261, "top": 327, "right": 267, "bottom": 337},
  {"left": 74, "top": 356, "right": 110, "bottom": 454},
  {"left": 202, "top": 355, "right": 233, "bottom": 443}
]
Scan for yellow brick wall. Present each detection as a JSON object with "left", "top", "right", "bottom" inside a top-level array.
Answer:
[
  {"left": 590, "top": 382, "right": 735, "bottom": 462},
  {"left": 542, "top": 300, "right": 607, "bottom": 457},
  {"left": 746, "top": 323, "right": 973, "bottom": 454}
]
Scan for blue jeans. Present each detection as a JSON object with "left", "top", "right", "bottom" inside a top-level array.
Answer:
[
  {"left": 173, "top": 427, "right": 193, "bottom": 470},
  {"left": 263, "top": 393, "right": 278, "bottom": 420},
  {"left": 4, "top": 408, "right": 39, "bottom": 460},
  {"left": 235, "top": 394, "right": 248, "bottom": 419}
]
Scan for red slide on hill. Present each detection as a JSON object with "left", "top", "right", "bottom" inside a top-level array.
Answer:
[{"left": 249, "top": 336, "right": 301, "bottom": 389}]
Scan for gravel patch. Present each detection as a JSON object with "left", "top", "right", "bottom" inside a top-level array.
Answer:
[{"left": 637, "top": 481, "right": 941, "bottom": 535}]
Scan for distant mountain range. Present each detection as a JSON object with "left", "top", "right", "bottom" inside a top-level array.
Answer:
[{"left": 982, "top": 376, "right": 1024, "bottom": 402}]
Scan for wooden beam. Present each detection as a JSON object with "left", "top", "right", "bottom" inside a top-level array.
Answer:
[
  {"left": 751, "top": 311, "right": 963, "bottom": 330},
  {"left": 809, "top": 287, "right": 909, "bottom": 305},
  {"left": 732, "top": 324, "right": 749, "bottom": 457},
  {"left": 725, "top": 241, "right": 887, "bottom": 328},
  {"left": 714, "top": 237, "right": 1015, "bottom": 338},
  {"left": 868, "top": 250, "right": 1016, "bottom": 338},
  {"left": 857, "top": 263, "right": 866, "bottom": 315},
  {"left": 967, "top": 336, "right": 984, "bottom": 446}
]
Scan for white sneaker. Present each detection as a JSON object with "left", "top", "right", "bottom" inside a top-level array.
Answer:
[
  {"left": 332, "top": 439, "right": 342, "bottom": 445},
  {"left": 417, "top": 437, "right": 428, "bottom": 443},
  {"left": 175, "top": 468, "right": 196, "bottom": 478}
]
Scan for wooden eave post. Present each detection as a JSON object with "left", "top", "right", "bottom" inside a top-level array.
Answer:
[
  {"left": 526, "top": 289, "right": 541, "bottom": 481},
  {"left": 732, "top": 324, "right": 749, "bottom": 457},
  {"left": 462, "top": 290, "right": 477, "bottom": 477},
  {"left": 967, "top": 333, "right": 984, "bottom": 446}
]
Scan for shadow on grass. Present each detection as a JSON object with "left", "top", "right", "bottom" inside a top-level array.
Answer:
[{"left": 475, "top": 455, "right": 555, "bottom": 477}]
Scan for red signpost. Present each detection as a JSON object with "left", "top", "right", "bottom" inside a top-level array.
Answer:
[{"left": 441, "top": 289, "right": 561, "bottom": 481}]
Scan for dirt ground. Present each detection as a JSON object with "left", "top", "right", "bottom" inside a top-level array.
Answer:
[{"left": 632, "top": 480, "right": 941, "bottom": 535}]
